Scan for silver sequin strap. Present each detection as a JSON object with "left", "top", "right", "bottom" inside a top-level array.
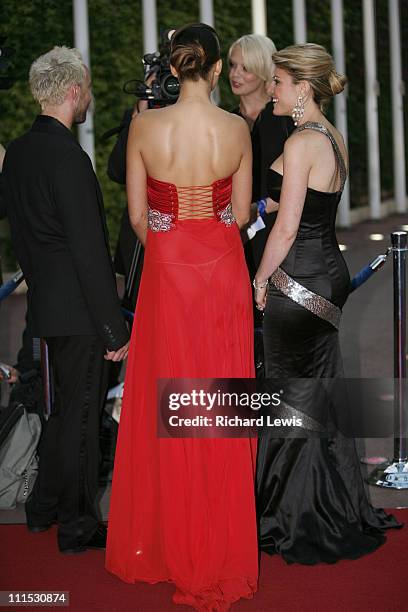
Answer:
[
  {"left": 270, "top": 267, "right": 341, "bottom": 330},
  {"left": 294, "top": 122, "right": 347, "bottom": 192}
]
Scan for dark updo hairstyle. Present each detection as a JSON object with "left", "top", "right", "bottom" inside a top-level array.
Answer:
[{"left": 170, "top": 23, "right": 221, "bottom": 83}]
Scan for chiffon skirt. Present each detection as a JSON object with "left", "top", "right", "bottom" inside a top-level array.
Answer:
[{"left": 106, "top": 219, "right": 258, "bottom": 610}]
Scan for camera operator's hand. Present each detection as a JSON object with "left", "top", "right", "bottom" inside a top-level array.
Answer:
[
  {"left": 132, "top": 72, "right": 156, "bottom": 117},
  {"left": 104, "top": 341, "right": 130, "bottom": 362},
  {"left": 0, "top": 364, "right": 19, "bottom": 383},
  {"left": 132, "top": 99, "right": 148, "bottom": 116}
]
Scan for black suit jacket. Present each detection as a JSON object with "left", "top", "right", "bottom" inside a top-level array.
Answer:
[{"left": 3, "top": 115, "right": 129, "bottom": 350}]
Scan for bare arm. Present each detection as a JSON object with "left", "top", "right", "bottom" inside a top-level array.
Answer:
[
  {"left": 231, "top": 119, "right": 252, "bottom": 228},
  {"left": 126, "top": 114, "right": 148, "bottom": 246},
  {"left": 254, "top": 134, "right": 312, "bottom": 309}
]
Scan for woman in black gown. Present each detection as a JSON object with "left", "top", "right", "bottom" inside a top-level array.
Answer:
[{"left": 253, "top": 43, "right": 401, "bottom": 564}]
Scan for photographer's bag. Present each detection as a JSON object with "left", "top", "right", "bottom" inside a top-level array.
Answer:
[{"left": 0, "top": 403, "right": 41, "bottom": 509}]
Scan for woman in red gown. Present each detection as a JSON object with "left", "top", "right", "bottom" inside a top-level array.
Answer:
[{"left": 106, "top": 24, "right": 258, "bottom": 610}]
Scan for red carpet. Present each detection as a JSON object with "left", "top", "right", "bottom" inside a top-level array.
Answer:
[{"left": 0, "top": 510, "right": 406, "bottom": 612}]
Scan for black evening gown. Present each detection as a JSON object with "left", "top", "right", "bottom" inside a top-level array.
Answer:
[{"left": 257, "top": 121, "right": 401, "bottom": 565}]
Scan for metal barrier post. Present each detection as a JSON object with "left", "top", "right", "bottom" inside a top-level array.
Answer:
[
  {"left": 393, "top": 231, "right": 407, "bottom": 465},
  {"left": 369, "top": 231, "right": 408, "bottom": 488}
]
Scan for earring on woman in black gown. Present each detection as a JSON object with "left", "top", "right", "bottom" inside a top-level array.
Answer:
[{"left": 291, "top": 96, "right": 305, "bottom": 126}]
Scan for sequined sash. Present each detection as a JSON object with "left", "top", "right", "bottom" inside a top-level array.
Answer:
[
  {"left": 277, "top": 398, "right": 326, "bottom": 432},
  {"left": 270, "top": 267, "right": 341, "bottom": 330}
]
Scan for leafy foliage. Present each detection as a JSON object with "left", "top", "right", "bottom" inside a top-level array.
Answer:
[{"left": 1, "top": 0, "right": 407, "bottom": 266}]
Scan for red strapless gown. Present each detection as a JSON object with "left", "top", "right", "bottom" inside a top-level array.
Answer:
[{"left": 106, "top": 177, "right": 258, "bottom": 611}]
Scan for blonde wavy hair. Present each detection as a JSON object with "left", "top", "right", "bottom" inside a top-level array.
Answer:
[
  {"left": 228, "top": 34, "right": 277, "bottom": 83},
  {"left": 272, "top": 43, "right": 346, "bottom": 110},
  {"left": 29, "top": 46, "right": 86, "bottom": 108}
]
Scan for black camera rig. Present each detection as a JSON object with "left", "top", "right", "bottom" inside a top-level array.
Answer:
[{"left": 123, "top": 28, "right": 180, "bottom": 107}]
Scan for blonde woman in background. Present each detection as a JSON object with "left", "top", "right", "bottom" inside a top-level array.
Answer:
[{"left": 228, "top": 34, "right": 293, "bottom": 375}]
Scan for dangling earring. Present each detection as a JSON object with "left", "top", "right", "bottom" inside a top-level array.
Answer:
[{"left": 291, "top": 95, "right": 305, "bottom": 126}]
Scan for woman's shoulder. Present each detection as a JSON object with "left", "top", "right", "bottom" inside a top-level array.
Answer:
[
  {"left": 291, "top": 121, "right": 346, "bottom": 157},
  {"left": 128, "top": 106, "right": 177, "bottom": 139},
  {"left": 208, "top": 106, "right": 249, "bottom": 138},
  {"left": 292, "top": 120, "right": 344, "bottom": 142},
  {"left": 217, "top": 105, "right": 245, "bottom": 122},
  {"left": 284, "top": 122, "right": 348, "bottom": 173},
  {"left": 135, "top": 105, "right": 172, "bottom": 123},
  {"left": 286, "top": 123, "right": 332, "bottom": 149},
  {"left": 284, "top": 127, "right": 315, "bottom": 148}
]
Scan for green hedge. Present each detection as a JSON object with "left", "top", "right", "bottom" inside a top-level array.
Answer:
[{"left": 1, "top": 0, "right": 407, "bottom": 265}]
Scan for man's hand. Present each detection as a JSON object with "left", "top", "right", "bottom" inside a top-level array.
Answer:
[{"left": 104, "top": 341, "right": 130, "bottom": 362}]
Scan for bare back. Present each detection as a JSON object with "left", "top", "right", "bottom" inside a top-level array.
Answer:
[
  {"left": 137, "top": 102, "right": 247, "bottom": 184},
  {"left": 126, "top": 99, "right": 253, "bottom": 242}
]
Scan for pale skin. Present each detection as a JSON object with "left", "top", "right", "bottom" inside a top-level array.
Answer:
[
  {"left": 126, "top": 58, "right": 253, "bottom": 246},
  {"left": 228, "top": 45, "right": 277, "bottom": 223},
  {"left": 40, "top": 67, "right": 92, "bottom": 130},
  {"left": 41, "top": 67, "right": 129, "bottom": 361},
  {"left": 254, "top": 66, "right": 348, "bottom": 310},
  {"left": 228, "top": 45, "right": 270, "bottom": 125}
]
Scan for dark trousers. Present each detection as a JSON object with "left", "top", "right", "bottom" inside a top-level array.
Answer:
[{"left": 25, "top": 335, "right": 108, "bottom": 550}]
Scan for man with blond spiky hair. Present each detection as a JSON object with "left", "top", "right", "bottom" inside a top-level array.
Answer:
[{"left": 2, "top": 46, "right": 129, "bottom": 554}]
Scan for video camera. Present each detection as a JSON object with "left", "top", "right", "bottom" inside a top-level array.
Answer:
[{"left": 123, "top": 29, "right": 180, "bottom": 107}]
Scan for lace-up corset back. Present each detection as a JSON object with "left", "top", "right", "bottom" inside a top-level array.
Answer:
[{"left": 147, "top": 176, "right": 234, "bottom": 231}]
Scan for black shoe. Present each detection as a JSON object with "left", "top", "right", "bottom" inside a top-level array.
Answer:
[
  {"left": 25, "top": 493, "right": 57, "bottom": 534},
  {"left": 60, "top": 524, "right": 107, "bottom": 554}
]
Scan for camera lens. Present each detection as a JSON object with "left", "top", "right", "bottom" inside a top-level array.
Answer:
[{"left": 161, "top": 73, "right": 180, "bottom": 100}]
